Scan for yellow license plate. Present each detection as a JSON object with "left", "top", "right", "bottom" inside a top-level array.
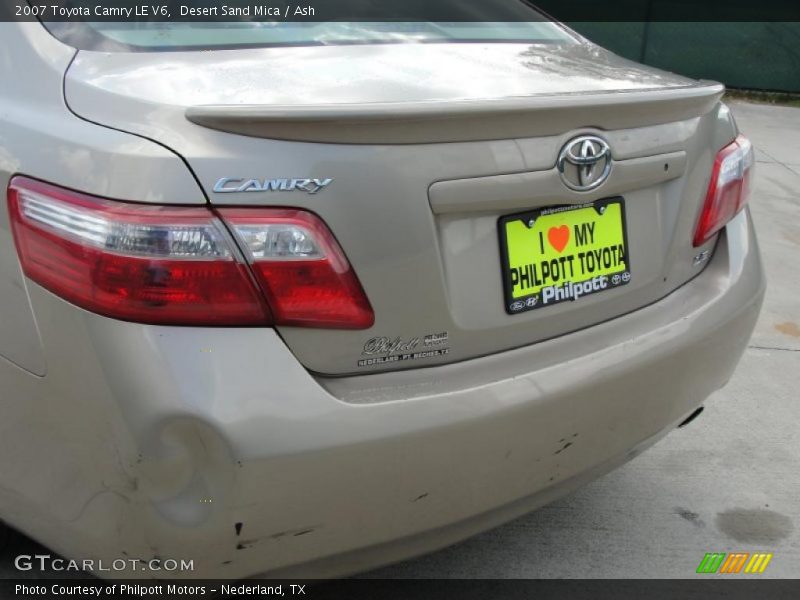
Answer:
[{"left": 498, "top": 198, "right": 631, "bottom": 314}]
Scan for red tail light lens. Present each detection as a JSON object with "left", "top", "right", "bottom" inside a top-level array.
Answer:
[
  {"left": 694, "top": 135, "right": 755, "bottom": 247},
  {"left": 7, "top": 177, "right": 270, "bottom": 326},
  {"left": 220, "top": 209, "right": 375, "bottom": 329},
  {"left": 7, "top": 177, "right": 373, "bottom": 329}
]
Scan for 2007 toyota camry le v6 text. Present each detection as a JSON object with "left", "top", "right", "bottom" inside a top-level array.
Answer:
[{"left": 0, "top": 6, "right": 765, "bottom": 580}]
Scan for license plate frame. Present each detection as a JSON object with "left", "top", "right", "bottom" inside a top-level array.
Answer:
[{"left": 497, "top": 197, "right": 631, "bottom": 315}]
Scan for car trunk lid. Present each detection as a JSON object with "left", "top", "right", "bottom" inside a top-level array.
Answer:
[{"left": 64, "top": 42, "right": 725, "bottom": 375}]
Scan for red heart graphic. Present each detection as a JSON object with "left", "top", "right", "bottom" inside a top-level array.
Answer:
[{"left": 548, "top": 225, "right": 570, "bottom": 253}]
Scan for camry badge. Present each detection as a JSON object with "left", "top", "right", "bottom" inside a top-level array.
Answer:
[{"left": 214, "top": 177, "right": 333, "bottom": 194}]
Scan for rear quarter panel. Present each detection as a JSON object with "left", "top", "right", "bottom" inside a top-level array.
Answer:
[{"left": 0, "top": 23, "right": 205, "bottom": 374}]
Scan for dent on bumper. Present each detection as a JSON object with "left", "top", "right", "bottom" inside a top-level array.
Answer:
[{"left": 1, "top": 210, "right": 764, "bottom": 579}]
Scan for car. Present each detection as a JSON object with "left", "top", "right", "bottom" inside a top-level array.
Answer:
[{"left": 0, "top": 11, "right": 765, "bottom": 580}]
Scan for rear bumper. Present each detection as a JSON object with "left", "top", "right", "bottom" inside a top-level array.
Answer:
[{"left": 0, "top": 210, "right": 764, "bottom": 579}]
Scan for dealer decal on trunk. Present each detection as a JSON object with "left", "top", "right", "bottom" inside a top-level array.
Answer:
[{"left": 358, "top": 332, "right": 450, "bottom": 367}]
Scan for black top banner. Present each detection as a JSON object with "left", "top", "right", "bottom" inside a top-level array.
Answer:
[{"left": 2, "top": 0, "right": 799, "bottom": 22}]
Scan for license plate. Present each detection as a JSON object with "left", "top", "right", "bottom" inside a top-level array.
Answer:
[{"left": 498, "top": 198, "right": 631, "bottom": 314}]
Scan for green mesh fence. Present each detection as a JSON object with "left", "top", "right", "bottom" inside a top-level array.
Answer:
[
  {"left": 532, "top": 0, "right": 798, "bottom": 91},
  {"left": 569, "top": 22, "right": 800, "bottom": 92}
]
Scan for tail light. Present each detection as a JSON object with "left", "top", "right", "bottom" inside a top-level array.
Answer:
[
  {"left": 7, "top": 177, "right": 373, "bottom": 329},
  {"left": 220, "top": 209, "right": 375, "bottom": 329},
  {"left": 694, "top": 134, "right": 754, "bottom": 247}
]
